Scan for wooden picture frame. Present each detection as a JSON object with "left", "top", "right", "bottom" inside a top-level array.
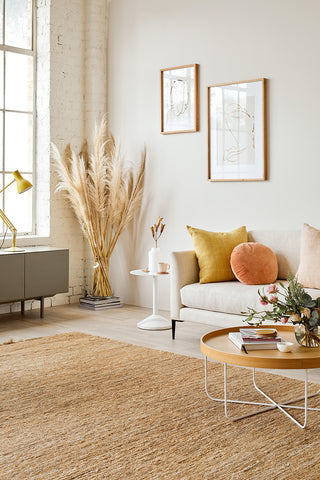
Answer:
[
  {"left": 160, "top": 64, "right": 199, "bottom": 134},
  {"left": 207, "top": 78, "right": 266, "bottom": 181}
]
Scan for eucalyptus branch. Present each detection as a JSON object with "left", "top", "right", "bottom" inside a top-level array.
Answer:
[{"left": 243, "top": 276, "right": 320, "bottom": 331}]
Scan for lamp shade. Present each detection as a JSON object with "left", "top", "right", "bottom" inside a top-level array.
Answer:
[{"left": 12, "top": 170, "right": 32, "bottom": 194}]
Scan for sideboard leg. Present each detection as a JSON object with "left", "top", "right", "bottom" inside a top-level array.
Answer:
[
  {"left": 40, "top": 297, "right": 44, "bottom": 318},
  {"left": 21, "top": 300, "right": 25, "bottom": 316}
]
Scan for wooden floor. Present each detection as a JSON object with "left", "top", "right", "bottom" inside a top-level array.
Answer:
[
  {"left": 1, "top": 303, "right": 320, "bottom": 383},
  {"left": 0, "top": 304, "right": 210, "bottom": 358}
]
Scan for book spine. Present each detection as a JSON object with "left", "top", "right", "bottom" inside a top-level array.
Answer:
[{"left": 241, "top": 337, "right": 281, "bottom": 342}]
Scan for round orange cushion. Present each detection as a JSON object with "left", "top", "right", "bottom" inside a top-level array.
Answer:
[{"left": 230, "top": 242, "right": 278, "bottom": 285}]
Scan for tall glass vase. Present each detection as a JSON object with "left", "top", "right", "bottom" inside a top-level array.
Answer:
[
  {"left": 90, "top": 256, "right": 113, "bottom": 298},
  {"left": 294, "top": 324, "right": 320, "bottom": 347}
]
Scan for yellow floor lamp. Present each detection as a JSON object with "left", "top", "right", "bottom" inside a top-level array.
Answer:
[{"left": 0, "top": 170, "right": 32, "bottom": 252}]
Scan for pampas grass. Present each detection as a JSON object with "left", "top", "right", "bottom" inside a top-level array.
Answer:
[{"left": 52, "top": 117, "right": 145, "bottom": 297}]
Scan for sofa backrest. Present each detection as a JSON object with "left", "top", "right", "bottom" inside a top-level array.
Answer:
[{"left": 248, "top": 230, "right": 300, "bottom": 280}]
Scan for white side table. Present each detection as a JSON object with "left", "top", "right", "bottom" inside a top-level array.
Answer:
[{"left": 130, "top": 269, "right": 171, "bottom": 330}]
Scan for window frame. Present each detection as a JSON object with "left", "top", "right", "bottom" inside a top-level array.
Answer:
[{"left": 0, "top": 0, "right": 36, "bottom": 236}]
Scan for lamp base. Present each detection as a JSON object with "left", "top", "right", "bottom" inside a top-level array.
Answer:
[{"left": 4, "top": 246, "right": 25, "bottom": 252}]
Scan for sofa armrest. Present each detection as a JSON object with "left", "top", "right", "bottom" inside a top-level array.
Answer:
[{"left": 170, "top": 250, "right": 199, "bottom": 320}]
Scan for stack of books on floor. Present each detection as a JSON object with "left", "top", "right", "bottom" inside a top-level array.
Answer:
[
  {"left": 79, "top": 296, "right": 122, "bottom": 310},
  {"left": 228, "top": 328, "right": 282, "bottom": 351}
]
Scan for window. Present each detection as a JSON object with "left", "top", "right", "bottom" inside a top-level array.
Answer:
[{"left": 0, "top": 0, "right": 34, "bottom": 235}]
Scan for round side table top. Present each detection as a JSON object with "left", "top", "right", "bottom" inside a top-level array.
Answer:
[
  {"left": 201, "top": 325, "right": 320, "bottom": 370},
  {"left": 130, "top": 269, "right": 170, "bottom": 277}
]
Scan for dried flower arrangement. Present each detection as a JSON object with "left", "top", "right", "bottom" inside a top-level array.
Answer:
[
  {"left": 52, "top": 116, "right": 145, "bottom": 298},
  {"left": 151, "top": 217, "right": 165, "bottom": 248}
]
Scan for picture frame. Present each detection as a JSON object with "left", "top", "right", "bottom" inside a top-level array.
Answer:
[
  {"left": 160, "top": 64, "right": 199, "bottom": 134},
  {"left": 207, "top": 78, "right": 266, "bottom": 181}
]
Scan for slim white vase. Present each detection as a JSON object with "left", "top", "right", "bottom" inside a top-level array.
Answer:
[{"left": 148, "top": 247, "right": 160, "bottom": 273}]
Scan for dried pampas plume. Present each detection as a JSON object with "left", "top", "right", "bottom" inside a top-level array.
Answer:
[
  {"left": 151, "top": 217, "right": 165, "bottom": 248},
  {"left": 51, "top": 116, "right": 145, "bottom": 297}
]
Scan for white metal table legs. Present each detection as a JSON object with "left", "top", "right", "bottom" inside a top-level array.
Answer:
[
  {"left": 137, "top": 276, "right": 171, "bottom": 330},
  {"left": 204, "top": 356, "right": 320, "bottom": 428}
]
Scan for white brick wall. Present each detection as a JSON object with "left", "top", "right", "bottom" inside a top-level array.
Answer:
[{"left": 49, "top": 0, "right": 108, "bottom": 305}]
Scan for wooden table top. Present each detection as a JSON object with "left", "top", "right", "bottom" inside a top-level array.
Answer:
[{"left": 201, "top": 325, "right": 320, "bottom": 369}]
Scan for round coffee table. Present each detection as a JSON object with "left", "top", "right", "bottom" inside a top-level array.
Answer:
[{"left": 201, "top": 325, "right": 320, "bottom": 428}]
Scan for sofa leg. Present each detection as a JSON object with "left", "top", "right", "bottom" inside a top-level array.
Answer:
[
  {"left": 172, "top": 320, "right": 176, "bottom": 339},
  {"left": 171, "top": 319, "right": 183, "bottom": 339}
]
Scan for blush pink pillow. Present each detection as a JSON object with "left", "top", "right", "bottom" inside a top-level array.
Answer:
[
  {"left": 230, "top": 242, "right": 278, "bottom": 285},
  {"left": 296, "top": 223, "right": 320, "bottom": 289}
]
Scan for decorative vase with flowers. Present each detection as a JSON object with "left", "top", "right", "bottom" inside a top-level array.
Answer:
[
  {"left": 148, "top": 217, "right": 165, "bottom": 273},
  {"left": 245, "top": 275, "right": 320, "bottom": 347}
]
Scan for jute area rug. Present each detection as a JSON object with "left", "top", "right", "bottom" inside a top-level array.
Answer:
[{"left": 0, "top": 333, "right": 319, "bottom": 480}]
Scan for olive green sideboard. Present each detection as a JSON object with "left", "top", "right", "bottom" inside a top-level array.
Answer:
[{"left": 0, "top": 246, "right": 69, "bottom": 317}]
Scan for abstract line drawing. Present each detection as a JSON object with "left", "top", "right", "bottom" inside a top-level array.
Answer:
[
  {"left": 223, "top": 102, "right": 255, "bottom": 164},
  {"left": 169, "top": 78, "right": 190, "bottom": 117}
]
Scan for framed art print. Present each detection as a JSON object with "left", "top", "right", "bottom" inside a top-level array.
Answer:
[
  {"left": 160, "top": 64, "right": 199, "bottom": 134},
  {"left": 208, "top": 78, "right": 266, "bottom": 181}
]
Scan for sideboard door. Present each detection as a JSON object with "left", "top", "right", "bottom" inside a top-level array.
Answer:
[
  {"left": 0, "top": 254, "right": 24, "bottom": 302},
  {"left": 24, "top": 249, "right": 69, "bottom": 298}
]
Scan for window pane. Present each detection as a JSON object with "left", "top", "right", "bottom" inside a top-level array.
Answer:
[
  {"left": 0, "top": 112, "right": 3, "bottom": 166},
  {"left": 0, "top": 175, "right": 3, "bottom": 233},
  {"left": 6, "top": 52, "right": 33, "bottom": 111},
  {"left": 5, "top": 112, "right": 33, "bottom": 171},
  {"left": 0, "top": 114, "right": 3, "bottom": 233},
  {"left": 5, "top": 172, "right": 32, "bottom": 233},
  {"left": 0, "top": 51, "right": 3, "bottom": 109},
  {"left": 0, "top": 0, "right": 3, "bottom": 44},
  {"left": 5, "top": 0, "right": 32, "bottom": 49}
]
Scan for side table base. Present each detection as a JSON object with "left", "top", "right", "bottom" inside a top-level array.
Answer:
[
  {"left": 205, "top": 357, "right": 320, "bottom": 429},
  {"left": 137, "top": 314, "right": 171, "bottom": 331}
]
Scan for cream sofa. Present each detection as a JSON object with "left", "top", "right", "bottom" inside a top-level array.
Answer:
[{"left": 170, "top": 230, "right": 319, "bottom": 339}]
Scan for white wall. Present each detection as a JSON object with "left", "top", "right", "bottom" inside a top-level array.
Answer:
[{"left": 108, "top": 0, "right": 320, "bottom": 310}]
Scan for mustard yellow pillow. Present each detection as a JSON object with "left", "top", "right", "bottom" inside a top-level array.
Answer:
[{"left": 187, "top": 225, "right": 248, "bottom": 283}]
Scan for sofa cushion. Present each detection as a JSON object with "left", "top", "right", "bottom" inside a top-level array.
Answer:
[
  {"left": 248, "top": 230, "right": 300, "bottom": 279},
  {"left": 230, "top": 242, "right": 278, "bottom": 285},
  {"left": 181, "top": 281, "right": 269, "bottom": 315},
  {"left": 296, "top": 223, "right": 320, "bottom": 289},
  {"left": 180, "top": 280, "right": 320, "bottom": 317},
  {"left": 186, "top": 225, "right": 247, "bottom": 284}
]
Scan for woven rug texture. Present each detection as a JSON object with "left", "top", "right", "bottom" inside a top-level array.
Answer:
[{"left": 0, "top": 332, "right": 319, "bottom": 480}]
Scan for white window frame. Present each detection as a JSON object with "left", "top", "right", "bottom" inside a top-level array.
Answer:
[{"left": 0, "top": 0, "right": 36, "bottom": 236}]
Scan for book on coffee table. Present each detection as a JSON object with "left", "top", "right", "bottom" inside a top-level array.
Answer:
[
  {"left": 228, "top": 332, "right": 281, "bottom": 351},
  {"left": 239, "top": 328, "right": 281, "bottom": 342}
]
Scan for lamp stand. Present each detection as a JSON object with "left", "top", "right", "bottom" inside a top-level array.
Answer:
[
  {"left": 5, "top": 246, "right": 25, "bottom": 252},
  {"left": 0, "top": 222, "right": 24, "bottom": 252},
  {"left": 0, "top": 171, "right": 33, "bottom": 252}
]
